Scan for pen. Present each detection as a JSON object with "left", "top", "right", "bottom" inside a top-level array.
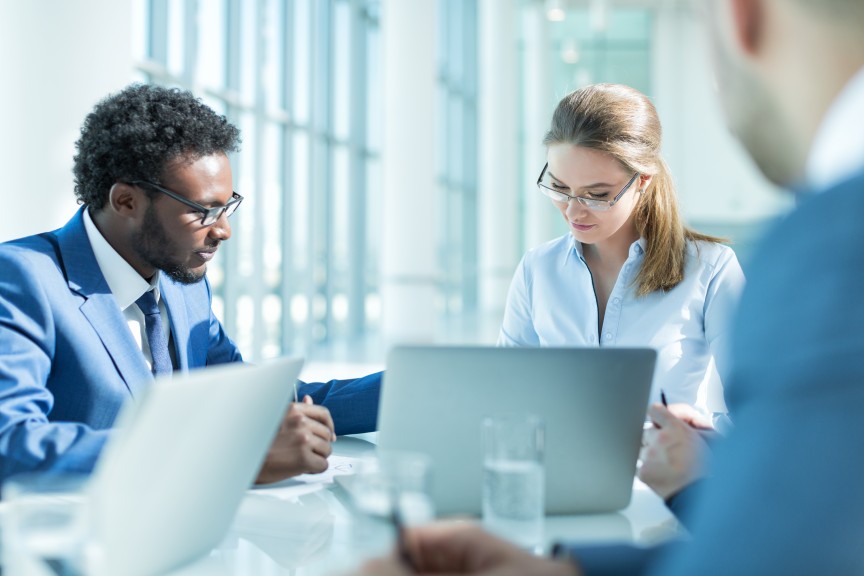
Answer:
[
  {"left": 293, "top": 380, "right": 299, "bottom": 403},
  {"left": 660, "top": 390, "right": 668, "bottom": 407}
]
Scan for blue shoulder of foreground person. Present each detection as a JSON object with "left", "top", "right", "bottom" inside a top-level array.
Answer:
[{"left": 560, "top": 169, "right": 864, "bottom": 576}]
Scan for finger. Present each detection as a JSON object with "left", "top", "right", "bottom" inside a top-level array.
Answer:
[
  {"left": 357, "top": 555, "right": 412, "bottom": 576},
  {"left": 667, "top": 403, "right": 714, "bottom": 430},
  {"left": 638, "top": 444, "right": 649, "bottom": 466},
  {"left": 288, "top": 405, "right": 335, "bottom": 444},
  {"left": 303, "top": 394, "right": 314, "bottom": 405},
  {"left": 412, "top": 522, "right": 516, "bottom": 572},
  {"left": 641, "top": 425, "right": 659, "bottom": 446},
  {"left": 288, "top": 426, "right": 332, "bottom": 467},
  {"left": 647, "top": 403, "right": 673, "bottom": 428},
  {"left": 300, "top": 414, "right": 337, "bottom": 447},
  {"left": 310, "top": 428, "right": 334, "bottom": 458},
  {"left": 297, "top": 402, "right": 337, "bottom": 440},
  {"left": 303, "top": 450, "right": 330, "bottom": 474}
]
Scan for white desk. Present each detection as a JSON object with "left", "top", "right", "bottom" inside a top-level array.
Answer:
[{"left": 169, "top": 435, "right": 680, "bottom": 576}]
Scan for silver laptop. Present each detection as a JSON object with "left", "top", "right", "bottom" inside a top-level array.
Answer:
[
  {"left": 377, "top": 346, "right": 656, "bottom": 516},
  {"left": 89, "top": 356, "right": 304, "bottom": 576}
]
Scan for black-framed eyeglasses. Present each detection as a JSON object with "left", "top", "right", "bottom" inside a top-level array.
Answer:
[
  {"left": 536, "top": 163, "right": 639, "bottom": 212},
  {"left": 128, "top": 180, "right": 243, "bottom": 226}
]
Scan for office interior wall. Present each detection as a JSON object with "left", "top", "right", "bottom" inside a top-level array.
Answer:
[{"left": 0, "top": 0, "right": 134, "bottom": 243}]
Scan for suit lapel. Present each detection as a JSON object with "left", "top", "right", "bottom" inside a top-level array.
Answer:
[{"left": 56, "top": 208, "right": 153, "bottom": 398}]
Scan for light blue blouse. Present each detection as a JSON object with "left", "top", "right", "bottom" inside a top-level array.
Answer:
[{"left": 498, "top": 235, "right": 745, "bottom": 409}]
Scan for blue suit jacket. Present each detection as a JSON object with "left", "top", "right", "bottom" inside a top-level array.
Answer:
[
  {"left": 0, "top": 208, "right": 380, "bottom": 482},
  {"left": 567, "top": 170, "right": 864, "bottom": 575}
]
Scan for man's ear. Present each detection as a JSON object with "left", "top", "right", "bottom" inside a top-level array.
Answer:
[
  {"left": 108, "top": 182, "right": 143, "bottom": 218},
  {"left": 729, "top": 0, "right": 764, "bottom": 56}
]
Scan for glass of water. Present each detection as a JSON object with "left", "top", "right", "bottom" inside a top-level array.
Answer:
[
  {"left": 482, "top": 414, "right": 545, "bottom": 553},
  {"left": 1, "top": 472, "right": 95, "bottom": 576}
]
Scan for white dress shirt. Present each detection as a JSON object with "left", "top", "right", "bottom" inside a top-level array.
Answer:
[
  {"left": 807, "top": 65, "right": 864, "bottom": 190},
  {"left": 82, "top": 208, "right": 174, "bottom": 372},
  {"left": 498, "top": 234, "right": 745, "bottom": 409}
]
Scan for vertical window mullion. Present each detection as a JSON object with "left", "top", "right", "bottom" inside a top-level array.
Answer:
[
  {"left": 183, "top": 0, "right": 198, "bottom": 85},
  {"left": 348, "top": 0, "right": 368, "bottom": 341},
  {"left": 149, "top": 0, "right": 169, "bottom": 65},
  {"left": 308, "top": 0, "right": 334, "bottom": 348},
  {"left": 250, "top": 0, "right": 266, "bottom": 360},
  {"left": 462, "top": 0, "right": 478, "bottom": 310},
  {"left": 281, "top": 0, "right": 297, "bottom": 355},
  {"left": 221, "top": 0, "right": 242, "bottom": 341}
]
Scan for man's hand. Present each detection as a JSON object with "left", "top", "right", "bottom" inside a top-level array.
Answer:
[
  {"left": 352, "top": 523, "right": 581, "bottom": 576},
  {"left": 638, "top": 404, "right": 710, "bottom": 500},
  {"left": 255, "top": 395, "right": 336, "bottom": 484}
]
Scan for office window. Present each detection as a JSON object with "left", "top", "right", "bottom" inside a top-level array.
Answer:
[
  {"left": 437, "top": 0, "right": 479, "bottom": 317},
  {"left": 546, "top": 7, "right": 652, "bottom": 96},
  {"left": 134, "top": 0, "right": 381, "bottom": 361}
]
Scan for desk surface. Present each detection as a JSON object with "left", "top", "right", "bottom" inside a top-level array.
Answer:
[{"left": 168, "top": 434, "right": 679, "bottom": 576}]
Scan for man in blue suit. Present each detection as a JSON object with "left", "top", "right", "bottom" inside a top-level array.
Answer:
[
  {"left": 0, "top": 84, "right": 380, "bottom": 485},
  {"left": 353, "top": 0, "right": 864, "bottom": 574}
]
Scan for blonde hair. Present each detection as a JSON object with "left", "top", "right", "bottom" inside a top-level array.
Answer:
[{"left": 543, "top": 83, "right": 724, "bottom": 296}]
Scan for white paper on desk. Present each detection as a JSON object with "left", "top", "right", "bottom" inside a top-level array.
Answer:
[{"left": 250, "top": 455, "right": 363, "bottom": 500}]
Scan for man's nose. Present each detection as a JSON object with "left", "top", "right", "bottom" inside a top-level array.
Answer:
[{"left": 208, "top": 211, "right": 232, "bottom": 241}]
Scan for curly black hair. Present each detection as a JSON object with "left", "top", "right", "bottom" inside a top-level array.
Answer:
[{"left": 73, "top": 83, "right": 241, "bottom": 208}]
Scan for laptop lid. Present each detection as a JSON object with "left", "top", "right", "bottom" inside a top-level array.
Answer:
[
  {"left": 89, "top": 356, "right": 304, "bottom": 576},
  {"left": 377, "top": 346, "right": 656, "bottom": 516}
]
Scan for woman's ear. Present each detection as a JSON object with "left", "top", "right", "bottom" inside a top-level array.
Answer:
[{"left": 638, "top": 174, "right": 653, "bottom": 192}]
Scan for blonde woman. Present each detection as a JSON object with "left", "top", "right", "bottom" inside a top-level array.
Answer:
[{"left": 499, "top": 84, "right": 745, "bottom": 410}]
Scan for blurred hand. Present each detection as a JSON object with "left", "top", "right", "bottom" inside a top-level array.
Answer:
[
  {"left": 351, "top": 522, "right": 581, "bottom": 576},
  {"left": 255, "top": 395, "right": 336, "bottom": 484},
  {"left": 638, "top": 404, "right": 710, "bottom": 500},
  {"left": 665, "top": 403, "right": 714, "bottom": 431}
]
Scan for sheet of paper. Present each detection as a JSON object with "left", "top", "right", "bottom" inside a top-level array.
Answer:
[{"left": 249, "top": 455, "right": 364, "bottom": 500}]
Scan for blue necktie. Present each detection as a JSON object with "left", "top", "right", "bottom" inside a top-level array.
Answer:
[{"left": 135, "top": 290, "right": 172, "bottom": 376}]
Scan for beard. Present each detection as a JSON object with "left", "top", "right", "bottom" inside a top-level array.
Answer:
[
  {"left": 133, "top": 205, "right": 206, "bottom": 285},
  {"left": 724, "top": 72, "right": 800, "bottom": 186}
]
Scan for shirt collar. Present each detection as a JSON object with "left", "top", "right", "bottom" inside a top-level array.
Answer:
[
  {"left": 806, "top": 65, "right": 864, "bottom": 191},
  {"left": 564, "top": 235, "right": 645, "bottom": 266},
  {"left": 82, "top": 207, "right": 161, "bottom": 310}
]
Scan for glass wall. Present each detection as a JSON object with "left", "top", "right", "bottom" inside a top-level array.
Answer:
[
  {"left": 545, "top": 6, "right": 652, "bottom": 97},
  {"left": 133, "top": 0, "right": 382, "bottom": 361},
  {"left": 437, "top": 0, "right": 479, "bottom": 318}
]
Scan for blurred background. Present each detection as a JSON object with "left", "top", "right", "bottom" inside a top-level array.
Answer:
[{"left": 0, "top": 0, "right": 792, "bottom": 374}]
